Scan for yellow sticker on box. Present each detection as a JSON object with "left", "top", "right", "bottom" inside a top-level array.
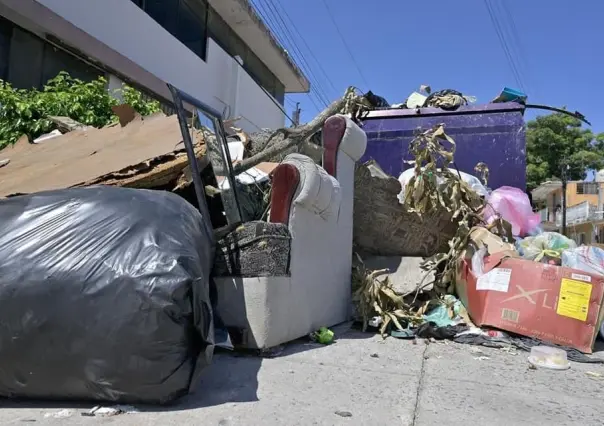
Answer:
[{"left": 557, "top": 278, "right": 592, "bottom": 321}]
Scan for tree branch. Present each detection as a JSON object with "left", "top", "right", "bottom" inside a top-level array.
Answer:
[{"left": 232, "top": 96, "right": 349, "bottom": 175}]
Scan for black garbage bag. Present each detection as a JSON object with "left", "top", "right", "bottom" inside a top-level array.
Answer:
[
  {"left": 363, "top": 90, "right": 390, "bottom": 109},
  {"left": 0, "top": 187, "right": 215, "bottom": 404}
]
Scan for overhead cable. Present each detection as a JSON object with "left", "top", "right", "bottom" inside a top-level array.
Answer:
[{"left": 319, "top": 0, "right": 371, "bottom": 90}]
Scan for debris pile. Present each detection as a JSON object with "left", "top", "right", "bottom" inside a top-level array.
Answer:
[
  {"left": 352, "top": 253, "right": 422, "bottom": 334},
  {"left": 351, "top": 123, "right": 604, "bottom": 361},
  {"left": 1, "top": 79, "right": 603, "bottom": 406},
  {"left": 390, "top": 86, "right": 477, "bottom": 111}
]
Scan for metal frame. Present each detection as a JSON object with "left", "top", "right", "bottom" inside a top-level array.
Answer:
[{"left": 168, "top": 84, "right": 242, "bottom": 239}]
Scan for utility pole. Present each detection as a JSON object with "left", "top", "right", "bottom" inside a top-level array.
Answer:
[
  {"left": 292, "top": 102, "right": 301, "bottom": 127},
  {"left": 561, "top": 162, "right": 569, "bottom": 236}
]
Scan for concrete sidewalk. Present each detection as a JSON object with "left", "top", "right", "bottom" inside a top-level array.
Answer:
[{"left": 3, "top": 326, "right": 604, "bottom": 425}]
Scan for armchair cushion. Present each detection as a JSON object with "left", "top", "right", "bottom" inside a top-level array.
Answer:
[{"left": 282, "top": 153, "right": 341, "bottom": 222}]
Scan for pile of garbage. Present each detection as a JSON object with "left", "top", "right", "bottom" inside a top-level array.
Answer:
[
  {"left": 0, "top": 83, "right": 598, "bottom": 410},
  {"left": 352, "top": 124, "right": 604, "bottom": 362}
]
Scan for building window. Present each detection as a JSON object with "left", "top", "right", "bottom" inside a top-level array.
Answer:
[
  {"left": 132, "top": 0, "right": 285, "bottom": 105},
  {"left": 0, "top": 16, "right": 12, "bottom": 81},
  {"left": 41, "top": 44, "right": 100, "bottom": 85},
  {"left": 176, "top": 0, "right": 207, "bottom": 60},
  {"left": 576, "top": 182, "right": 598, "bottom": 195},
  {"left": 144, "top": 0, "right": 179, "bottom": 34},
  {"left": 4, "top": 25, "right": 99, "bottom": 90},
  {"left": 273, "top": 80, "right": 285, "bottom": 105},
  {"left": 135, "top": 0, "right": 208, "bottom": 62}
]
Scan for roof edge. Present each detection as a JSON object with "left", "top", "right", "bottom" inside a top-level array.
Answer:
[{"left": 209, "top": 0, "right": 310, "bottom": 93}]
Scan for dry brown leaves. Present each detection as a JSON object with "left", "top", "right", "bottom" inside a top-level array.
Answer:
[
  {"left": 352, "top": 254, "right": 423, "bottom": 335},
  {"left": 401, "top": 125, "right": 500, "bottom": 294}
]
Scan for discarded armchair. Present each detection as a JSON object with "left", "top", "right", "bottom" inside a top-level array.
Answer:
[{"left": 214, "top": 115, "right": 367, "bottom": 349}]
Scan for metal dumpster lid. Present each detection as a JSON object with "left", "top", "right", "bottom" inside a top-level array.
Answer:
[{"left": 362, "top": 102, "right": 526, "bottom": 121}]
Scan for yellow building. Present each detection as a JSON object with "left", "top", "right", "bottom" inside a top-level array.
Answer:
[{"left": 532, "top": 180, "right": 604, "bottom": 245}]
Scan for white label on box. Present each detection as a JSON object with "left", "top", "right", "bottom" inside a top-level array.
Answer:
[
  {"left": 571, "top": 273, "right": 592, "bottom": 283},
  {"left": 476, "top": 268, "right": 512, "bottom": 292}
]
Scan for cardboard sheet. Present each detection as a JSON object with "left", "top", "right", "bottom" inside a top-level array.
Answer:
[{"left": 0, "top": 114, "right": 204, "bottom": 197}]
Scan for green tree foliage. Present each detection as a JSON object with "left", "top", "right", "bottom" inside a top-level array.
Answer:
[
  {"left": 526, "top": 112, "right": 604, "bottom": 190},
  {"left": 0, "top": 72, "right": 161, "bottom": 149}
]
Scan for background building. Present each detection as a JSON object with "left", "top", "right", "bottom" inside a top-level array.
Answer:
[
  {"left": 532, "top": 173, "right": 604, "bottom": 245},
  {"left": 0, "top": 0, "right": 310, "bottom": 131}
]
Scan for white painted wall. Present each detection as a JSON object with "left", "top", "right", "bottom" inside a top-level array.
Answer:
[
  {"left": 235, "top": 65, "right": 285, "bottom": 130},
  {"left": 35, "top": 0, "right": 285, "bottom": 132}
]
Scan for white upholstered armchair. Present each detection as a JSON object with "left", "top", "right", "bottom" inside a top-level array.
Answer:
[{"left": 214, "top": 115, "right": 367, "bottom": 349}]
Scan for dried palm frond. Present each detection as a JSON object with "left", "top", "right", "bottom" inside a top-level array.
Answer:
[
  {"left": 400, "top": 125, "right": 506, "bottom": 294},
  {"left": 352, "top": 254, "right": 423, "bottom": 336},
  {"left": 403, "top": 125, "right": 484, "bottom": 219},
  {"left": 474, "top": 162, "right": 490, "bottom": 186}
]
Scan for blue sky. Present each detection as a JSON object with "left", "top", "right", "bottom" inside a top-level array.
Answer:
[{"left": 267, "top": 0, "right": 604, "bottom": 133}]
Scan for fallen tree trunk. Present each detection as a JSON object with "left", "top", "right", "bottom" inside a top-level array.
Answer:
[{"left": 232, "top": 89, "right": 358, "bottom": 175}]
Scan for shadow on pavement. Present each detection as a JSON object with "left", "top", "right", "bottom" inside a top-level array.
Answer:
[
  {"left": 173, "top": 351, "right": 263, "bottom": 409},
  {"left": 593, "top": 339, "right": 604, "bottom": 356},
  {"left": 1, "top": 323, "right": 376, "bottom": 412},
  {"left": 0, "top": 350, "right": 263, "bottom": 412}
]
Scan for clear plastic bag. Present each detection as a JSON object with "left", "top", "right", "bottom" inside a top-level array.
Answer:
[
  {"left": 561, "top": 246, "right": 604, "bottom": 277},
  {"left": 516, "top": 232, "right": 577, "bottom": 263}
]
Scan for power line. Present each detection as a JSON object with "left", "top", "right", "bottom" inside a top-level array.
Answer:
[
  {"left": 251, "top": 0, "right": 330, "bottom": 110},
  {"left": 261, "top": 0, "right": 332, "bottom": 106},
  {"left": 266, "top": 0, "right": 336, "bottom": 101},
  {"left": 249, "top": 5, "right": 323, "bottom": 112},
  {"left": 483, "top": 0, "right": 526, "bottom": 93},
  {"left": 499, "top": 1, "right": 526, "bottom": 65},
  {"left": 251, "top": 0, "right": 326, "bottom": 112},
  {"left": 271, "top": 0, "right": 339, "bottom": 97},
  {"left": 497, "top": 0, "right": 538, "bottom": 96},
  {"left": 319, "top": 0, "right": 370, "bottom": 90}
]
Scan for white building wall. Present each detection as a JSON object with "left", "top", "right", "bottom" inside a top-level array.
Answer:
[{"left": 35, "top": 0, "right": 285, "bottom": 132}]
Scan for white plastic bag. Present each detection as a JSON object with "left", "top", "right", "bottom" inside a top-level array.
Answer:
[
  {"left": 471, "top": 246, "right": 487, "bottom": 277},
  {"left": 397, "top": 168, "right": 489, "bottom": 203}
]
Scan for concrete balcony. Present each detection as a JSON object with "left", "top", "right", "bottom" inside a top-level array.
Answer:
[{"left": 554, "top": 201, "right": 598, "bottom": 226}]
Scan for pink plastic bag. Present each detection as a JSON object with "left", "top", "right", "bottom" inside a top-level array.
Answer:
[{"left": 483, "top": 186, "right": 540, "bottom": 237}]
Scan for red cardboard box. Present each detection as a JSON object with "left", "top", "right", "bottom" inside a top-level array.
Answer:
[{"left": 456, "top": 253, "right": 604, "bottom": 353}]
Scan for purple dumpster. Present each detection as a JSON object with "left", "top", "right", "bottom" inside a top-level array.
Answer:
[{"left": 359, "top": 102, "right": 526, "bottom": 190}]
